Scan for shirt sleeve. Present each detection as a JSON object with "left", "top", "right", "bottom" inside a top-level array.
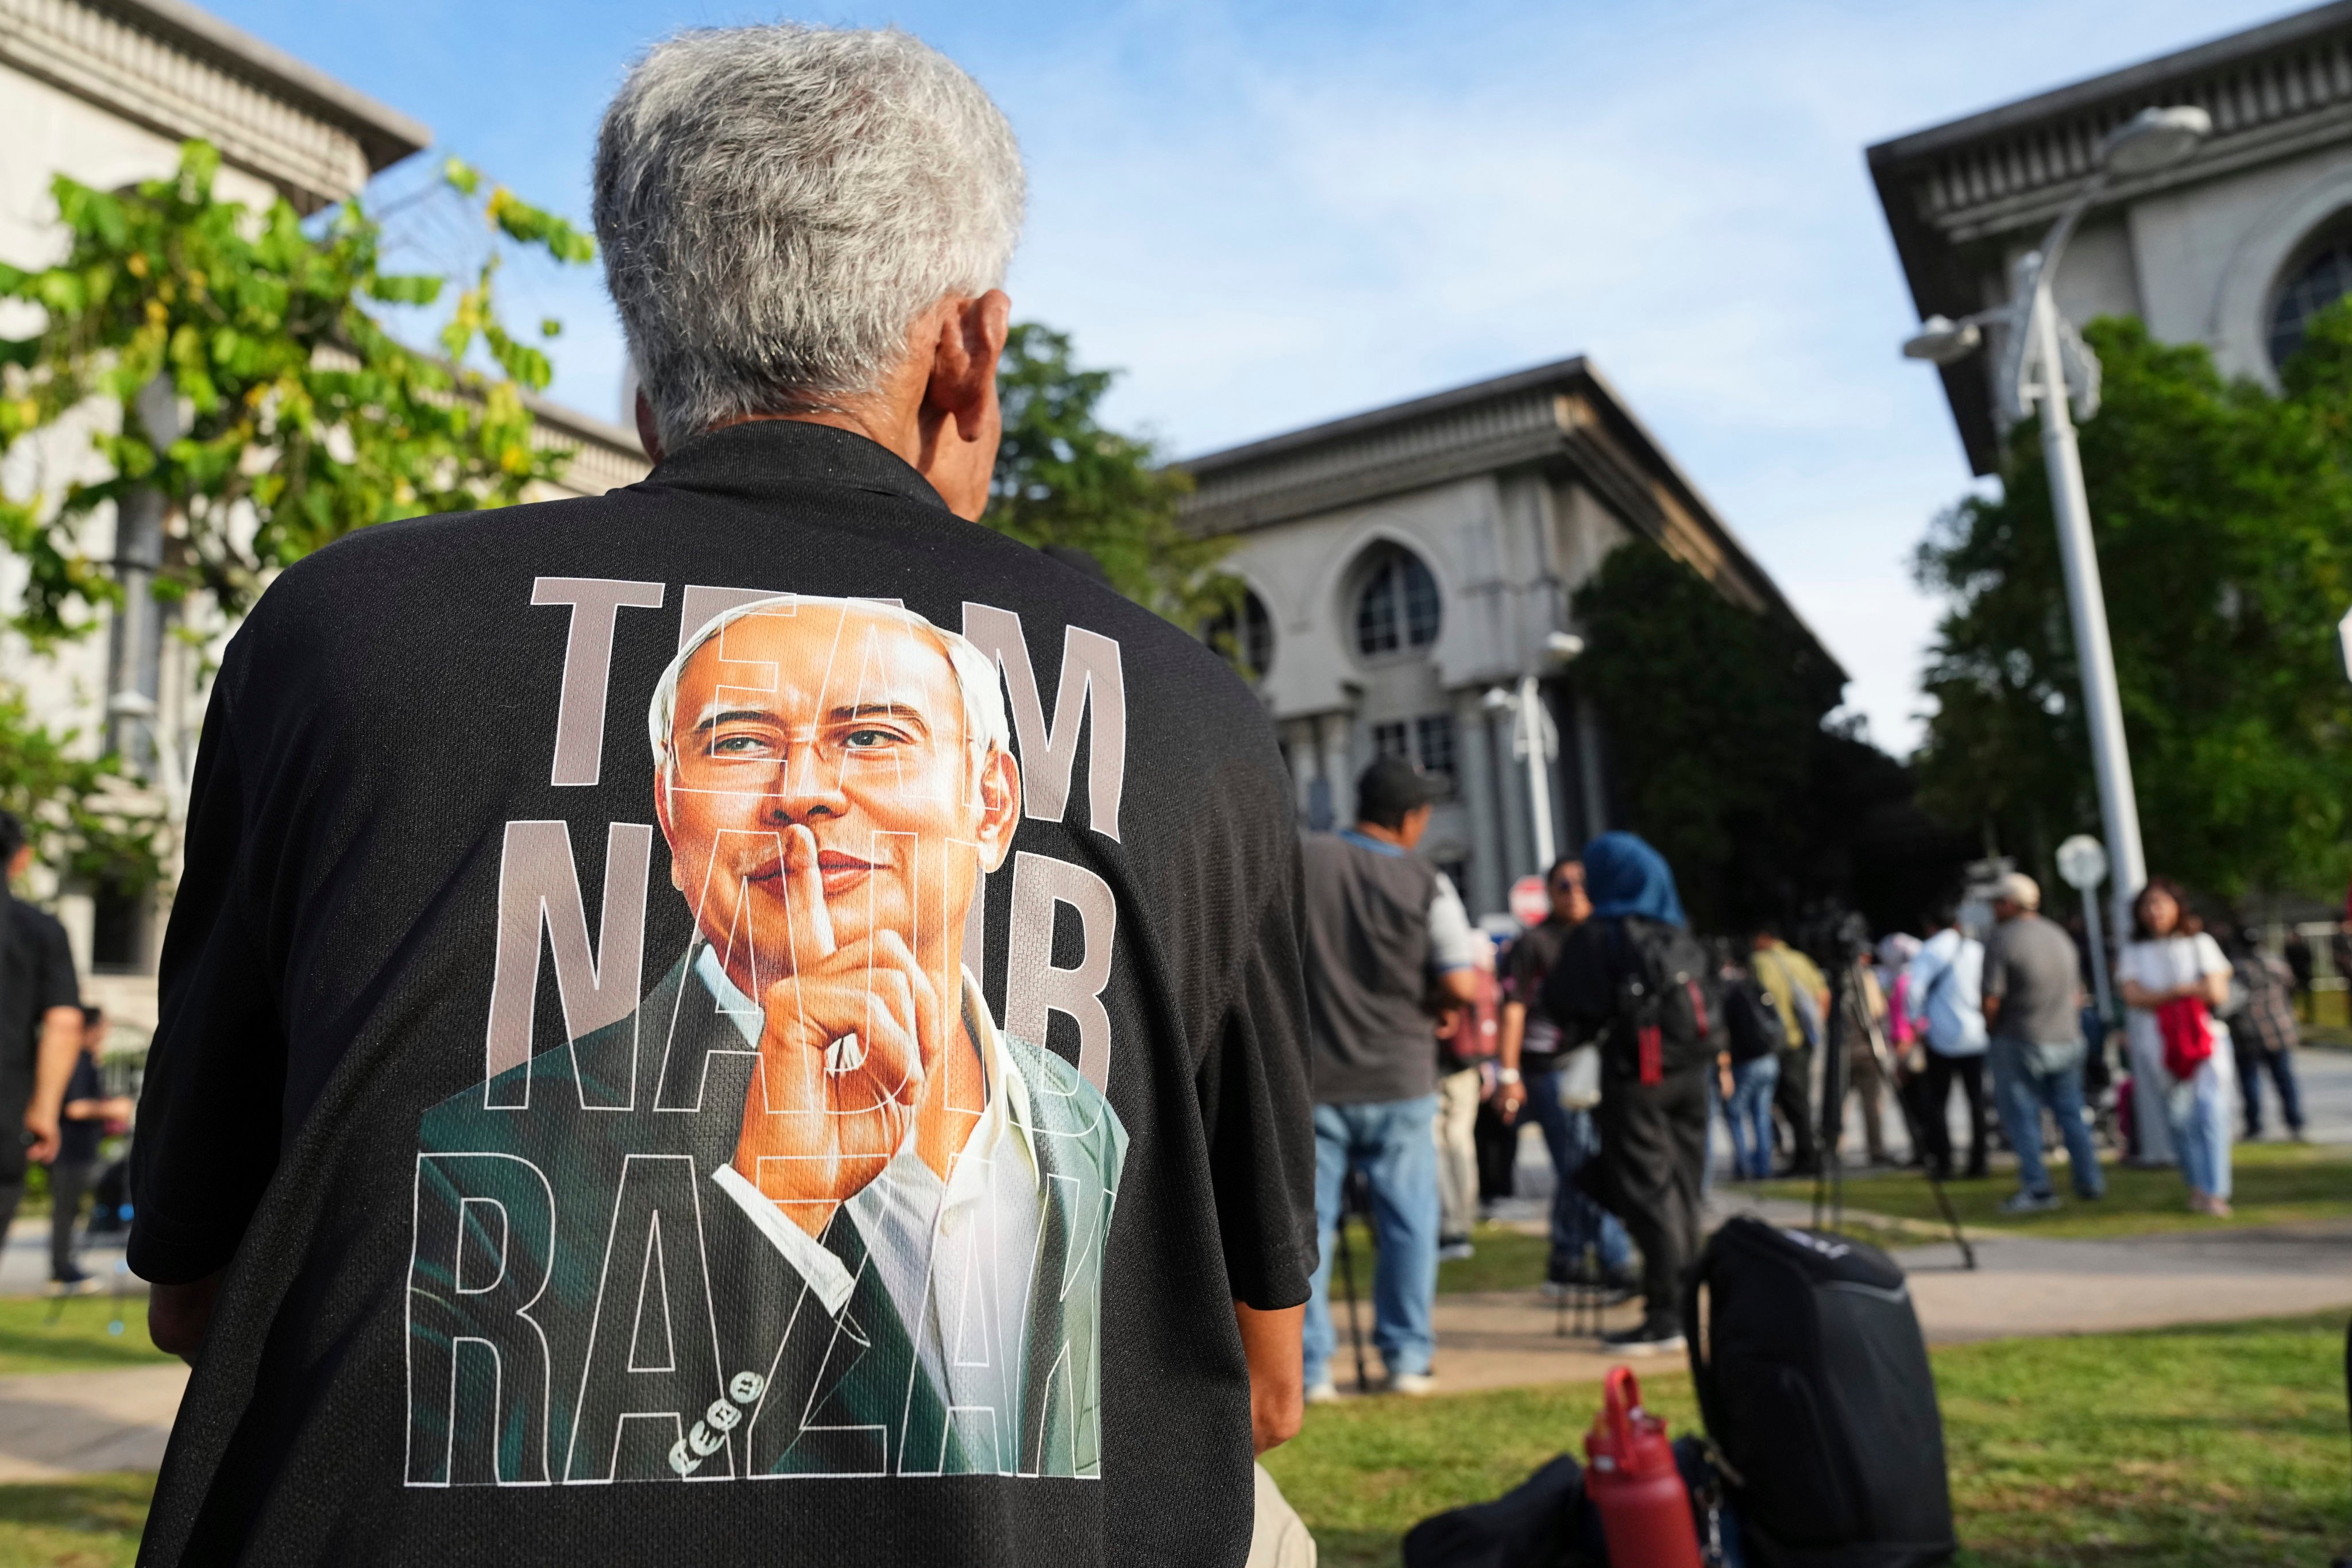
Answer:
[
  {"left": 1503, "top": 930, "right": 1543, "bottom": 1004},
  {"left": 1426, "top": 873, "right": 1474, "bottom": 975},
  {"left": 1788, "top": 950, "right": 1828, "bottom": 998},
  {"left": 30, "top": 915, "right": 76, "bottom": 1018},
  {"left": 1980, "top": 930, "right": 2010, "bottom": 1001},
  {"left": 128, "top": 679, "right": 287, "bottom": 1286},
  {"left": 2194, "top": 932, "right": 2231, "bottom": 978},
  {"left": 1197, "top": 840, "right": 1316, "bottom": 1312},
  {"left": 63, "top": 1056, "right": 100, "bottom": 1109}
]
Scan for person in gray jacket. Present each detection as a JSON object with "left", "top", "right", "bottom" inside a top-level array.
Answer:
[
  {"left": 1298, "top": 757, "right": 1477, "bottom": 1401},
  {"left": 1983, "top": 872, "right": 2104, "bottom": 1213}
]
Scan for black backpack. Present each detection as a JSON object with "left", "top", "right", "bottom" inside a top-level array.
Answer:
[
  {"left": 1685, "top": 1217, "right": 1955, "bottom": 1568},
  {"left": 1603, "top": 917, "right": 1718, "bottom": 1084},
  {"left": 1724, "top": 974, "right": 1783, "bottom": 1065}
]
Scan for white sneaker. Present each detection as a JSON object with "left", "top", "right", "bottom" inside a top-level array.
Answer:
[
  {"left": 1304, "top": 1380, "right": 1342, "bottom": 1405},
  {"left": 1387, "top": 1371, "right": 1438, "bottom": 1397}
]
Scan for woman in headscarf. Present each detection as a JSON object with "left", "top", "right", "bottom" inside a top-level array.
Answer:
[{"left": 1536, "top": 832, "right": 1718, "bottom": 1353}]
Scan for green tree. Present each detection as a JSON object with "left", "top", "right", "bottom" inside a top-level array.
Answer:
[
  {"left": 0, "top": 139, "right": 594, "bottom": 644},
  {"left": 986, "top": 323, "right": 1241, "bottom": 637},
  {"left": 1571, "top": 544, "right": 1906, "bottom": 930},
  {"left": 0, "top": 140, "right": 592, "bottom": 891},
  {"left": 1914, "top": 313, "right": 2352, "bottom": 903},
  {"left": 0, "top": 689, "right": 164, "bottom": 893}
]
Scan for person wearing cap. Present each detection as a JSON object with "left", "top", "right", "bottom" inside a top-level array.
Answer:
[
  {"left": 1983, "top": 872, "right": 2105, "bottom": 1212},
  {"left": 1298, "top": 756, "right": 1479, "bottom": 1401}
]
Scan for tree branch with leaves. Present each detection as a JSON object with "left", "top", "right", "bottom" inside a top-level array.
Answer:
[{"left": 0, "top": 139, "right": 596, "bottom": 646}]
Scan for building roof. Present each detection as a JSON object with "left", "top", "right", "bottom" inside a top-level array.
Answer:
[
  {"left": 2, "top": 0, "right": 431, "bottom": 208},
  {"left": 1177, "top": 355, "right": 1839, "bottom": 673},
  {"left": 1868, "top": 2, "right": 2352, "bottom": 473}
]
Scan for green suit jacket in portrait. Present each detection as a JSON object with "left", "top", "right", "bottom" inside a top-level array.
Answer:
[{"left": 405, "top": 950, "right": 1126, "bottom": 1488}]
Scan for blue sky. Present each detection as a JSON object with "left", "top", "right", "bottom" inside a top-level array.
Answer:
[{"left": 211, "top": 0, "right": 2302, "bottom": 752}]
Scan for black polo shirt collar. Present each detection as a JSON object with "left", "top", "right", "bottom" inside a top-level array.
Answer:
[{"left": 643, "top": 416, "right": 949, "bottom": 512}]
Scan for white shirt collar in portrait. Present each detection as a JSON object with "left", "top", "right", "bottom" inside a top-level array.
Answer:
[{"left": 702, "top": 949, "right": 1048, "bottom": 1420}]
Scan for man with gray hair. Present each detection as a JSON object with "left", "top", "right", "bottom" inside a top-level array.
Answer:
[
  {"left": 130, "top": 26, "right": 1312, "bottom": 1566},
  {"left": 1983, "top": 872, "right": 2106, "bottom": 1213}
]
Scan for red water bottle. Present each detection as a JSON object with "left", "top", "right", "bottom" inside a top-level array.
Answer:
[{"left": 1584, "top": 1366, "right": 1702, "bottom": 1567}]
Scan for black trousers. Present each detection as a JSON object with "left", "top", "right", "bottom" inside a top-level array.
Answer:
[
  {"left": 1921, "top": 1052, "right": 1987, "bottom": 1177},
  {"left": 1772, "top": 1044, "right": 1817, "bottom": 1172},
  {"left": 49, "top": 1160, "right": 94, "bottom": 1281},
  {"left": 1596, "top": 1067, "right": 1709, "bottom": 1328}
]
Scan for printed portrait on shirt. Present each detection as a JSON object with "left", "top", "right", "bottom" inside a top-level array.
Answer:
[{"left": 407, "top": 594, "right": 1128, "bottom": 1489}]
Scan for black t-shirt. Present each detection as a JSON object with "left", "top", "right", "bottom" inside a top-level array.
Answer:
[
  {"left": 0, "top": 895, "right": 78, "bottom": 1181},
  {"left": 129, "top": 422, "right": 1314, "bottom": 1567},
  {"left": 1503, "top": 918, "right": 1575, "bottom": 1072},
  {"left": 58, "top": 1052, "right": 103, "bottom": 1165}
]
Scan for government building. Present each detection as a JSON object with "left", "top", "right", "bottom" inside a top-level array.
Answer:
[
  {"left": 1870, "top": 1, "right": 2352, "bottom": 471},
  {"left": 0, "top": 0, "right": 649, "bottom": 1028},
  {"left": 1180, "top": 358, "right": 1825, "bottom": 924}
]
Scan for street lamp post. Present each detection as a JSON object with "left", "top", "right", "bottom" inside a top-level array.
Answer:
[
  {"left": 1901, "top": 105, "right": 2210, "bottom": 937},
  {"left": 1482, "top": 631, "right": 1587, "bottom": 874}
]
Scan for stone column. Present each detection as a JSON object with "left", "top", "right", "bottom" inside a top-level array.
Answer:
[
  {"left": 1454, "top": 693, "right": 1506, "bottom": 917},
  {"left": 1319, "top": 711, "right": 1355, "bottom": 828},
  {"left": 1490, "top": 700, "right": 1535, "bottom": 885}
]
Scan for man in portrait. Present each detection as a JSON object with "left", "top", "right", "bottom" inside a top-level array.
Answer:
[{"left": 409, "top": 594, "right": 1126, "bottom": 1486}]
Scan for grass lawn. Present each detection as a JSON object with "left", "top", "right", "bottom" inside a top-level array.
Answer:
[
  {"left": 0, "top": 1474, "right": 151, "bottom": 1568},
  {"left": 1264, "top": 1311, "right": 2352, "bottom": 1567},
  {"left": 0, "top": 1297, "right": 168, "bottom": 1377},
  {"left": 1760, "top": 1140, "right": 2352, "bottom": 1241}
]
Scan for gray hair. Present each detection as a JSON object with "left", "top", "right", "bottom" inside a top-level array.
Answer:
[
  {"left": 649, "top": 595, "right": 1011, "bottom": 781},
  {"left": 594, "top": 25, "right": 1024, "bottom": 449}
]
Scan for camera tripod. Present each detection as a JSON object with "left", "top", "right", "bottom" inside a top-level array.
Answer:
[{"left": 1812, "top": 948, "right": 1975, "bottom": 1270}]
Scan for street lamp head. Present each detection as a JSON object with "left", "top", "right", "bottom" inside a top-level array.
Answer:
[
  {"left": 1902, "top": 314, "right": 1983, "bottom": 366},
  {"left": 1543, "top": 631, "right": 1586, "bottom": 662},
  {"left": 106, "top": 690, "right": 157, "bottom": 720},
  {"left": 1481, "top": 685, "right": 1515, "bottom": 712},
  {"left": 2099, "top": 105, "right": 2211, "bottom": 177}
]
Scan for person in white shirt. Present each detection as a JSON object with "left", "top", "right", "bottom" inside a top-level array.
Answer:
[
  {"left": 2114, "top": 878, "right": 2236, "bottom": 1216},
  {"left": 1905, "top": 905, "right": 1988, "bottom": 1181}
]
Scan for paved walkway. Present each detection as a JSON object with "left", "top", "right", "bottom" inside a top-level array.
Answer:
[
  {"left": 1388, "top": 1199, "right": 2352, "bottom": 1397},
  {"left": 0, "top": 1364, "right": 185, "bottom": 1481}
]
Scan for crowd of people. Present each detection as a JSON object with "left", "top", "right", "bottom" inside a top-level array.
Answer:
[{"left": 1298, "top": 765, "right": 2328, "bottom": 1396}]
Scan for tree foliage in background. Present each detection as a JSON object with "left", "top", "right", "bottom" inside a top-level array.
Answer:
[
  {"left": 1914, "top": 312, "right": 2352, "bottom": 905},
  {"left": 0, "top": 140, "right": 592, "bottom": 891},
  {"left": 0, "top": 139, "right": 595, "bottom": 645},
  {"left": 1571, "top": 545, "right": 1924, "bottom": 931},
  {"left": 0, "top": 689, "right": 164, "bottom": 893},
  {"left": 986, "top": 323, "right": 1242, "bottom": 638}
]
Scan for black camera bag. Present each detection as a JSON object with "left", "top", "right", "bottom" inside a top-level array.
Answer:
[{"left": 1684, "top": 1216, "right": 1955, "bottom": 1568}]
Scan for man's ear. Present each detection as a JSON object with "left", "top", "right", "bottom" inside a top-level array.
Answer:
[
  {"left": 634, "top": 387, "right": 666, "bottom": 465},
  {"left": 974, "top": 748, "right": 1022, "bottom": 873},
  {"left": 652, "top": 771, "right": 683, "bottom": 891},
  {"left": 926, "top": 290, "right": 1011, "bottom": 442}
]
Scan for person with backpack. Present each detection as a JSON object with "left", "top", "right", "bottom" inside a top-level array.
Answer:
[
  {"left": 1719, "top": 955, "right": 1783, "bottom": 1181},
  {"left": 2116, "top": 879, "right": 2236, "bottom": 1215},
  {"left": 1906, "top": 905, "right": 1990, "bottom": 1181},
  {"left": 2224, "top": 924, "right": 2306, "bottom": 1143},
  {"left": 1495, "top": 858, "right": 1634, "bottom": 1296},
  {"left": 1749, "top": 925, "right": 1828, "bottom": 1176},
  {"left": 1539, "top": 833, "right": 1720, "bottom": 1353}
]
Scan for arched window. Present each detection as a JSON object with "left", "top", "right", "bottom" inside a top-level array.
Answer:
[
  {"left": 1353, "top": 546, "right": 1440, "bottom": 658},
  {"left": 2269, "top": 231, "right": 2352, "bottom": 367},
  {"left": 1203, "top": 589, "right": 1275, "bottom": 680}
]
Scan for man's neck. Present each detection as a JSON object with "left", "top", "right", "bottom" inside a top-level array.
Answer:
[{"left": 1349, "top": 821, "right": 1411, "bottom": 850}]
